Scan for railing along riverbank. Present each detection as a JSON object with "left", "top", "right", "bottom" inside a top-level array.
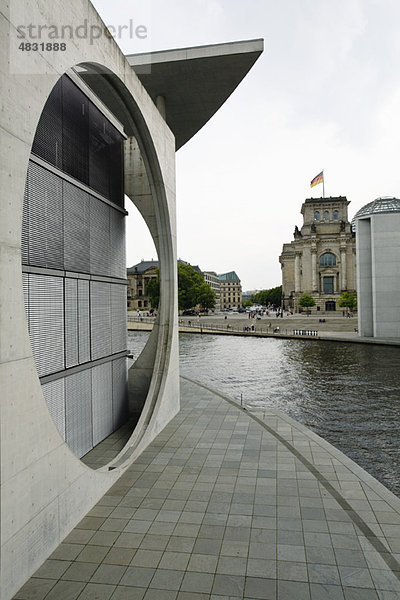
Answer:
[
  {"left": 127, "top": 315, "right": 400, "bottom": 346},
  {"left": 127, "top": 316, "right": 318, "bottom": 338}
]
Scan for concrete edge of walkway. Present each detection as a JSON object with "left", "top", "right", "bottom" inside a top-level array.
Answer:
[{"left": 181, "top": 375, "right": 400, "bottom": 514}]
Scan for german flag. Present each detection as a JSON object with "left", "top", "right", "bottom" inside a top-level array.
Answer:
[{"left": 310, "top": 171, "right": 324, "bottom": 188}]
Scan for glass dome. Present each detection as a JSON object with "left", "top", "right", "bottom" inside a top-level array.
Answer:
[{"left": 353, "top": 197, "right": 400, "bottom": 220}]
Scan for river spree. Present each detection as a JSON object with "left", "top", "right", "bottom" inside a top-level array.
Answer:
[{"left": 128, "top": 331, "right": 400, "bottom": 497}]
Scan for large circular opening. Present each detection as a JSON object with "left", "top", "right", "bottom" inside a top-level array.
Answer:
[{"left": 22, "top": 67, "right": 164, "bottom": 469}]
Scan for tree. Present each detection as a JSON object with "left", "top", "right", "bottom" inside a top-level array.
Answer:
[
  {"left": 178, "top": 263, "right": 215, "bottom": 311},
  {"left": 338, "top": 291, "right": 357, "bottom": 313},
  {"left": 145, "top": 263, "right": 216, "bottom": 312},
  {"left": 253, "top": 285, "right": 282, "bottom": 308},
  {"left": 146, "top": 271, "right": 160, "bottom": 309},
  {"left": 197, "top": 282, "right": 216, "bottom": 310},
  {"left": 298, "top": 293, "right": 315, "bottom": 315},
  {"left": 242, "top": 298, "right": 253, "bottom": 308}
]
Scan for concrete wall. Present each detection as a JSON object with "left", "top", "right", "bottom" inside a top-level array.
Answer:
[
  {"left": 356, "top": 218, "right": 373, "bottom": 336},
  {"left": 357, "top": 213, "right": 400, "bottom": 338},
  {"left": 371, "top": 214, "right": 400, "bottom": 338},
  {"left": 0, "top": 2, "right": 179, "bottom": 598}
]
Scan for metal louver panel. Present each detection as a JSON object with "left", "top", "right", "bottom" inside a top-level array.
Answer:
[
  {"left": 109, "top": 209, "right": 126, "bottom": 279},
  {"left": 89, "top": 103, "right": 110, "bottom": 200},
  {"left": 91, "top": 363, "right": 113, "bottom": 446},
  {"left": 29, "top": 274, "right": 64, "bottom": 377},
  {"left": 90, "top": 281, "right": 111, "bottom": 360},
  {"left": 63, "top": 181, "right": 90, "bottom": 273},
  {"left": 65, "top": 370, "right": 92, "bottom": 458},
  {"left": 78, "top": 279, "right": 90, "bottom": 364},
  {"left": 27, "top": 162, "right": 63, "bottom": 269},
  {"left": 107, "top": 126, "right": 124, "bottom": 207},
  {"left": 22, "top": 178, "right": 29, "bottom": 265},
  {"left": 65, "top": 278, "right": 78, "bottom": 368},
  {"left": 112, "top": 357, "right": 128, "bottom": 430},
  {"left": 22, "top": 273, "right": 29, "bottom": 326},
  {"left": 111, "top": 284, "right": 127, "bottom": 355},
  {"left": 61, "top": 75, "right": 89, "bottom": 185},
  {"left": 31, "top": 77, "right": 62, "bottom": 168},
  {"left": 42, "top": 379, "right": 66, "bottom": 440},
  {"left": 90, "top": 196, "right": 110, "bottom": 276}
]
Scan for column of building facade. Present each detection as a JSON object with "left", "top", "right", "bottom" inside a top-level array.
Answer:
[
  {"left": 340, "top": 242, "right": 347, "bottom": 290},
  {"left": 295, "top": 252, "right": 301, "bottom": 292},
  {"left": 311, "top": 247, "right": 317, "bottom": 291}
]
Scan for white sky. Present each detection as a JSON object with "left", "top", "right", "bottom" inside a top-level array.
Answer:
[{"left": 92, "top": 0, "right": 400, "bottom": 290}]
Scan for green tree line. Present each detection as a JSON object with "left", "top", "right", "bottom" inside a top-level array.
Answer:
[
  {"left": 243, "top": 285, "right": 282, "bottom": 308},
  {"left": 146, "top": 263, "right": 216, "bottom": 311}
]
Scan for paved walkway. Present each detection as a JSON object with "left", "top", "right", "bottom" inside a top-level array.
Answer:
[{"left": 13, "top": 378, "right": 400, "bottom": 600}]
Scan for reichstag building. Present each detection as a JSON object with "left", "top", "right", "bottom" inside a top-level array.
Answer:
[{"left": 280, "top": 196, "right": 356, "bottom": 312}]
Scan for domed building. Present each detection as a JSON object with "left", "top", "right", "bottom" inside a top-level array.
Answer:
[
  {"left": 353, "top": 197, "right": 400, "bottom": 338},
  {"left": 280, "top": 196, "right": 356, "bottom": 313}
]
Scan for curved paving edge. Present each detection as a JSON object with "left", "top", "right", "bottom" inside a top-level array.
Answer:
[
  {"left": 12, "top": 376, "right": 400, "bottom": 600},
  {"left": 181, "top": 376, "right": 400, "bottom": 578}
]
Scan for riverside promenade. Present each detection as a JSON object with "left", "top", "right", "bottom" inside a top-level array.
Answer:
[
  {"left": 13, "top": 377, "right": 400, "bottom": 600},
  {"left": 128, "top": 315, "right": 400, "bottom": 347}
]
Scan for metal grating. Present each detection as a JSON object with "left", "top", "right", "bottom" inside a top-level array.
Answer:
[
  {"left": 109, "top": 209, "right": 126, "bottom": 279},
  {"left": 63, "top": 180, "right": 90, "bottom": 273},
  {"left": 42, "top": 379, "right": 66, "bottom": 440},
  {"left": 22, "top": 272, "right": 29, "bottom": 332},
  {"left": 61, "top": 75, "right": 89, "bottom": 185},
  {"left": 91, "top": 362, "right": 113, "bottom": 446},
  {"left": 22, "top": 178, "right": 29, "bottom": 265},
  {"left": 111, "top": 284, "right": 127, "bottom": 355},
  {"left": 90, "top": 196, "right": 110, "bottom": 276},
  {"left": 31, "top": 77, "right": 63, "bottom": 168},
  {"left": 65, "top": 370, "right": 92, "bottom": 458},
  {"left": 27, "top": 161, "right": 63, "bottom": 269},
  {"left": 78, "top": 279, "right": 91, "bottom": 364},
  {"left": 112, "top": 357, "right": 128, "bottom": 430},
  {"left": 90, "top": 281, "right": 111, "bottom": 360},
  {"left": 107, "top": 124, "right": 124, "bottom": 207},
  {"left": 28, "top": 274, "right": 64, "bottom": 377},
  {"left": 65, "top": 278, "right": 78, "bottom": 368},
  {"left": 89, "top": 102, "right": 110, "bottom": 199}
]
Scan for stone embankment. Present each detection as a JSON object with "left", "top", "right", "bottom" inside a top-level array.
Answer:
[
  {"left": 128, "top": 314, "right": 359, "bottom": 341},
  {"left": 128, "top": 313, "right": 400, "bottom": 346}
]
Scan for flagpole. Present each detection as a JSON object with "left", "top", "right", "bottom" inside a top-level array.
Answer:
[{"left": 322, "top": 170, "right": 325, "bottom": 198}]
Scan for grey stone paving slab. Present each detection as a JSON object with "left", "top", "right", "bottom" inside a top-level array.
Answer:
[
  {"left": 76, "top": 545, "right": 110, "bottom": 564},
  {"left": 12, "top": 578, "right": 56, "bottom": 600},
  {"left": 78, "top": 583, "right": 116, "bottom": 599},
  {"left": 12, "top": 378, "right": 400, "bottom": 600}
]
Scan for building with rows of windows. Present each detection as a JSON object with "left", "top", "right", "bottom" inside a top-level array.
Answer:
[
  {"left": 279, "top": 197, "right": 356, "bottom": 313},
  {"left": 218, "top": 271, "right": 243, "bottom": 309},
  {"left": 127, "top": 260, "right": 159, "bottom": 312}
]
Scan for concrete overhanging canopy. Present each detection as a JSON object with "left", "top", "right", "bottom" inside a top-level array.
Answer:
[{"left": 126, "top": 39, "right": 264, "bottom": 150}]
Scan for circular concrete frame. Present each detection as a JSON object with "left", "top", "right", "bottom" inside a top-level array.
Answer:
[
  {"left": 1, "top": 5, "right": 179, "bottom": 596},
  {"left": 24, "top": 63, "right": 178, "bottom": 467}
]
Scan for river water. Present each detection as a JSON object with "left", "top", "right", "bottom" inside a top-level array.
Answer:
[{"left": 128, "top": 331, "right": 400, "bottom": 497}]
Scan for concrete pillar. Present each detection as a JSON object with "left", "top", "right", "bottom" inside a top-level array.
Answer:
[
  {"left": 311, "top": 250, "right": 317, "bottom": 291},
  {"left": 295, "top": 253, "right": 301, "bottom": 292}
]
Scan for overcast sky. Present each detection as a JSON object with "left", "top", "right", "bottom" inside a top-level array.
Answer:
[{"left": 92, "top": 0, "right": 400, "bottom": 291}]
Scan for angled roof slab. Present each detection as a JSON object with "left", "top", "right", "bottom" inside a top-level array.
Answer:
[{"left": 126, "top": 39, "right": 264, "bottom": 149}]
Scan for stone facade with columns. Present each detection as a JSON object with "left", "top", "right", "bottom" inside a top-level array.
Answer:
[{"left": 279, "top": 197, "right": 356, "bottom": 313}]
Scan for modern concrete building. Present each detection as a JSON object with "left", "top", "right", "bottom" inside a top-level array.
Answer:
[
  {"left": 280, "top": 197, "right": 356, "bottom": 313},
  {"left": 127, "top": 260, "right": 159, "bottom": 312},
  {"left": 353, "top": 197, "right": 400, "bottom": 338},
  {"left": 203, "top": 270, "right": 221, "bottom": 312},
  {"left": 0, "top": 0, "right": 263, "bottom": 596},
  {"left": 218, "top": 271, "right": 243, "bottom": 309}
]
